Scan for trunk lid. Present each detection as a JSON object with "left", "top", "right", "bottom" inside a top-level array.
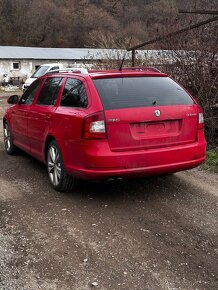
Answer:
[
  {"left": 105, "top": 105, "right": 198, "bottom": 151},
  {"left": 93, "top": 75, "right": 197, "bottom": 151}
]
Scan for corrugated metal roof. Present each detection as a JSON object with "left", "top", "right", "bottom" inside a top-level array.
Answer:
[
  {"left": 0, "top": 46, "right": 128, "bottom": 60},
  {"left": 0, "top": 46, "right": 166, "bottom": 60}
]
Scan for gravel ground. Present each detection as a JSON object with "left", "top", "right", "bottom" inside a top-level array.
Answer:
[{"left": 0, "top": 92, "right": 218, "bottom": 290}]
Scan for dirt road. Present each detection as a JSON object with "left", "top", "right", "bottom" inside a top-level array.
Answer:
[{"left": 0, "top": 93, "right": 218, "bottom": 290}]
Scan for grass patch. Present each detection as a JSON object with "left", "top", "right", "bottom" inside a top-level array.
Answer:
[{"left": 203, "top": 150, "right": 218, "bottom": 173}]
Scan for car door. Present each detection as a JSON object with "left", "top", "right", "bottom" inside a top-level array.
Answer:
[
  {"left": 28, "top": 76, "right": 63, "bottom": 160},
  {"left": 54, "top": 77, "right": 89, "bottom": 166},
  {"left": 10, "top": 79, "right": 42, "bottom": 152}
]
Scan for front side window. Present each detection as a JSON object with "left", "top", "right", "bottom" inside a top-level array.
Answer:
[
  {"left": 93, "top": 77, "right": 194, "bottom": 110},
  {"left": 36, "top": 77, "right": 62, "bottom": 106},
  {"left": 49, "top": 66, "right": 60, "bottom": 72},
  {"left": 31, "top": 66, "right": 49, "bottom": 78},
  {"left": 20, "top": 79, "right": 42, "bottom": 105},
  {"left": 60, "top": 78, "right": 88, "bottom": 108}
]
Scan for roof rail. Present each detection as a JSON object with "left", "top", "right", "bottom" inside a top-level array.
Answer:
[
  {"left": 122, "top": 67, "right": 161, "bottom": 73},
  {"left": 47, "top": 67, "right": 89, "bottom": 75}
]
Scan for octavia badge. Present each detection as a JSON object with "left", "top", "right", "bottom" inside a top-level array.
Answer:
[{"left": 154, "top": 110, "right": 161, "bottom": 117}]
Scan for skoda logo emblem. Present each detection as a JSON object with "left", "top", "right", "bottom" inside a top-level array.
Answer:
[{"left": 154, "top": 110, "right": 161, "bottom": 117}]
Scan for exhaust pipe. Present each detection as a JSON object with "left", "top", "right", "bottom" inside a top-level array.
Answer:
[{"left": 106, "top": 177, "right": 123, "bottom": 183}]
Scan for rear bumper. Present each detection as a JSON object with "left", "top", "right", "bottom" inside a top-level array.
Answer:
[{"left": 65, "top": 138, "right": 206, "bottom": 181}]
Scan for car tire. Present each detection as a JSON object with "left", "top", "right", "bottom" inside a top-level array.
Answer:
[
  {"left": 47, "top": 140, "right": 76, "bottom": 192},
  {"left": 3, "top": 122, "right": 17, "bottom": 155}
]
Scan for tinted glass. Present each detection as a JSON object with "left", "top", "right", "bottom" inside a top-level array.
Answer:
[
  {"left": 61, "top": 78, "right": 88, "bottom": 108},
  {"left": 20, "top": 79, "right": 42, "bottom": 105},
  {"left": 36, "top": 77, "right": 62, "bottom": 106},
  {"left": 93, "top": 77, "right": 194, "bottom": 110}
]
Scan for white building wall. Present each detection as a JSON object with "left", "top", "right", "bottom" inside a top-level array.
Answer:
[
  {"left": 0, "top": 59, "right": 87, "bottom": 84},
  {"left": 0, "top": 60, "right": 33, "bottom": 83}
]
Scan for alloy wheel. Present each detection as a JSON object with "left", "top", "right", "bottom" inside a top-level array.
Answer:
[
  {"left": 4, "top": 124, "right": 11, "bottom": 152},
  {"left": 47, "top": 145, "right": 62, "bottom": 186}
]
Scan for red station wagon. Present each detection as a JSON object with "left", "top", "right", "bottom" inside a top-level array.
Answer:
[{"left": 3, "top": 67, "right": 206, "bottom": 191}]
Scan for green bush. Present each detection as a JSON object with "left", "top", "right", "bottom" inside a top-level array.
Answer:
[{"left": 203, "top": 150, "right": 218, "bottom": 173}]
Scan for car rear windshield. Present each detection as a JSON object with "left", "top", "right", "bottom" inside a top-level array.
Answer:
[{"left": 93, "top": 77, "right": 194, "bottom": 110}]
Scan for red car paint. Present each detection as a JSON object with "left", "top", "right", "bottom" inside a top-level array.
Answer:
[{"left": 3, "top": 68, "right": 206, "bottom": 182}]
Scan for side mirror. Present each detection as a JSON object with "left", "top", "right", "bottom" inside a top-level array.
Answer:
[{"left": 7, "top": 95, "right": 19, "bottom": 104}]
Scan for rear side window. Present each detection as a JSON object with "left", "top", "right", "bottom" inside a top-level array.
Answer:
[
  {"left": 36, "top": 77, "right": 62, "bottom": 106},
  {"left": 93, "top": 77, "right": 194, "bottom": 110},
  {"left": 60, "top": 78, "right": 88, "bottom": 108}
]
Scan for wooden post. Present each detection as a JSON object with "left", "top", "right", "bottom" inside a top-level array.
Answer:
[{"left": 132, "top": 49, "right": 135, "bottom": 67}]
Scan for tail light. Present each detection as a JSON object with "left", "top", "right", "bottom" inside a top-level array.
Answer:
[
  {"left": 198, "top": 110, "right": 204, "bottom": 130},
  {"left": 82, "top": 111, "right": 107, "bottom": 139}
]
